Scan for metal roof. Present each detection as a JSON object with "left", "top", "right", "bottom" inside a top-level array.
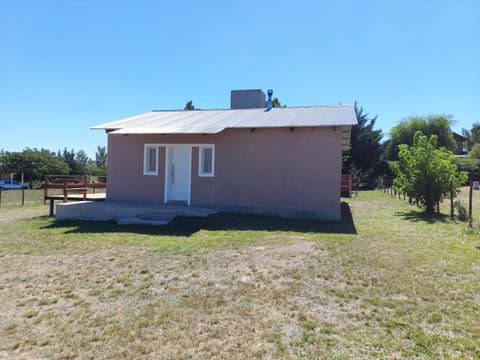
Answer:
[
  {"left": 91, "top": 105, "right": 357, "bottom": 149},
  {"left": 92, "top": 105, "right": 356, "bottom": 132}
]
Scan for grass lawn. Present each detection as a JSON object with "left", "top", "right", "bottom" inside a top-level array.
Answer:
[{"left": 0, "top": 192, "right": 479, "bottom": 359}]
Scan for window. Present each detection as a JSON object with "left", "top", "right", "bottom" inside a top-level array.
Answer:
[
  {"left": 144, "top": 145, "right": 158, "bottom": 175},
  {"left": 198, "top": 145, "right": 214, "bottom": 177}
]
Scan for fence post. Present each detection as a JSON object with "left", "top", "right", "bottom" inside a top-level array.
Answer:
[
  {"left": 21, "top": 188, "right": 25, "bottom": 206},
  {"left": 44, "top": 175, "right": 48, "bottom": 204},
  {"left": 450, "top": 185, "right": 454, "bottom": 219},
  {"left": 0, "top": 187, "right": 2, "bottom": 206},
  {"left": 468, "top": 181, "right": 473, "bottom": 227}
]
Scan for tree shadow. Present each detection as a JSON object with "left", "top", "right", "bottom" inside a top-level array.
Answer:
[
  {"left": 395, "top": 210, "right": 450, "bottom": 224},
  {"left": 42, "top": 202, "right": 357, "bottom": 236}
]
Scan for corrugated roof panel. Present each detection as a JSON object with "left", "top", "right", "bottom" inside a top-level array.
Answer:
[{"left": 92, "top": 105, "right": 357, "bottom": 133}]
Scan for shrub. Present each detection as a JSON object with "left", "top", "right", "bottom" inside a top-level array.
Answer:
[
  {"left": 469, "top": 143, "right": 480, "bottom": 159},
  {"left": 454, "top": 200, "right": 468, "bottom": 221}
]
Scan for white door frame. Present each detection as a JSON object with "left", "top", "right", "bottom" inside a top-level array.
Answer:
[{"left": 164, "top": 145, "right": 192, "bottom": 205}]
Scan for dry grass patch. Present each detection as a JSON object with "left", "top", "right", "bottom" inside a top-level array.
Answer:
[{"left": 1, "top": 237, "right": 357, "bottom": 359}]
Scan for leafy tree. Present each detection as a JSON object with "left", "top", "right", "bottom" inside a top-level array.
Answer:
[
  {"left": 60, "top": 148, "right": 96, "bottom": 175},
  {"left": 469, "top": 143, "right": 480, "bottom": 160},
  {"left": 95, "top": 146, "right": 107, "bottom": 167},
  {"left": 456, "top": 157, "right": 480, "bottom": 183},
  {"left": 384, "top": 115, "right": 456, "bottom": 160},
  {"left": 0, "top": 148, "right": 69, "bottom": 185},
  {"left": 391, "top": 131, "right": 467, "bottom": 214},
  {"left": 184, "top": 100, "right": 195, "bottom": 110},
  {"left": 75, "top": 150, "right": 90, "bottom": 175},
  {"left": 343, "top": 102, "right": 383, "bottom": 187},
  {"left": 61, "top": 148, "right": 77, "bottom": 174},
  {"left": 462, "top": 123, "right": 480, "bottom": 151},
  {"left": 272, "top": 97, "right": 285, "bottom": 107}
]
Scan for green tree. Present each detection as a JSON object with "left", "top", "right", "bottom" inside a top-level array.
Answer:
[
  {"left": 384, "top": 115, "right": 456, "bottom": 160},
  {"left": 60, "top": 148, "right": 95, "bottom": 175},
  {"left": 462, "top": 122, "right": 480, "bottom": 151},
  {"left": 343, "top": 102, "right": 383, "bottom": 187},
  {"left": 272, "top": 97, "right": 285, "bottom": 107},
  {"left": 95, "top": 146, "right": 107, "bottom": 167},
  {"left": 469, "top": 143, "right": 480, "bottom": 160},
  {"left": 391, "top": 131, "right": 467, "bottom": 214},
  {"left": 0, "top": 148, "right": 69, "bottom": 185},
  {"left": 75, "top": 150, "right": 90, "bottom": 175},
  {"left": 456, "top": 157, "right": 480, "bottom": 183},
  {"left": 61, "top": 148, "right": 77, "bottom": 174},
  {"left": 184, "top": 100, "right": 195, "bottom": 110}
]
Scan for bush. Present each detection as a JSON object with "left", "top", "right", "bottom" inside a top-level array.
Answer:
[
  {"left": 454, "top": 200, "right": 468, "bottom": 221},
  {"left": 469, "top": 143, "right": 480, "bottom": 159}
]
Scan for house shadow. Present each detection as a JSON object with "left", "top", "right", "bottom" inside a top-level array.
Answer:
[
  {"left": 43, "top": 202, "right": 357, "bottom": 236},
  {"left": 395, "top": 210, "right": 450, "bottom": 224}
]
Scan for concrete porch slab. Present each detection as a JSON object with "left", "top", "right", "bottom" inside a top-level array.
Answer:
[{"left": 56, "top": 200, "right": 217, "bottom": 224}]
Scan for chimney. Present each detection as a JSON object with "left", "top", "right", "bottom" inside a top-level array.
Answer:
[
  {"left": 230, "top": 89, "right": 266, "bottom": 109},
  {"left": 266, "top": 89, "right": 273, "bottom": 111}
]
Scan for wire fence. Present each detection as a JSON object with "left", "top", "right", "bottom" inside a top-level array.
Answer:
[
  {"left": 380, "top": 182, "right": 480, "bottom": 227},
  {"left": 453, "top": 185, "right": 480, "bottom": 225}
]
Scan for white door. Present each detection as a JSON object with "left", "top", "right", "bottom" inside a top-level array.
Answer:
[{"left": 166, "top": 147, "right": 191, "bottom": 203}]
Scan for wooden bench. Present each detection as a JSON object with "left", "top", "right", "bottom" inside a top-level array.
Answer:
[
  {"left": 63, "top": 187, "right": 88, "bottom": 202},
  {"left": 44, "top": 175, "right": 106, "bottom": 216}
]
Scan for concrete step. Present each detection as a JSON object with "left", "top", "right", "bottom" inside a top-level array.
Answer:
[
  {"left": 117, "top": 217, "right": 172, "bottom": 226},
  {"left": 137, "top": 212, "right": 176, "bottom": 221},
  {"left": 139, "top": 208, "right": 214, "bottom": 219}
]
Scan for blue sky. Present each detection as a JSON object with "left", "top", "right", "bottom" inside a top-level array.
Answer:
[{"left": 1, "top": 0, "right": 479, "bottom": 158}]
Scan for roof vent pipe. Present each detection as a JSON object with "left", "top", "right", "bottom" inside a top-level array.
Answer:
[{"left": 266, "top": 89, "right": 273, "bottom": 111}]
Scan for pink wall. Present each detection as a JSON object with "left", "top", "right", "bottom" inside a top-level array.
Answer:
[{"left": 107, "top": 127, "right": 343, "bottom": 219}]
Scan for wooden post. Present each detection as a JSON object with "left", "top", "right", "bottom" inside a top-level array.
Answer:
[
  {"left": 0, "top": 187, "right": 2, "bottom": 206},
  {"left": 21, "top": 188, "right": 25, "bottom": 206},
  {"left": 437, "top": 202, "right": 440, "bottom": 214},
  {"left": 469, "top": 181, "right": 473, "bottom": 227},
  {"left": 44, "top": 175, "right": 48, "bottom": 204},
  {"left": 450, "top": 186, "right": 454, "bottom": 219}
]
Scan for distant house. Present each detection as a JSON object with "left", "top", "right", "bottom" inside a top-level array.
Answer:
[
  {"left": 92, "top": 89, "right": 357, "bottom": 220},
  {"left": 452, "top": 132, "right": 467, "bottom": 155}
]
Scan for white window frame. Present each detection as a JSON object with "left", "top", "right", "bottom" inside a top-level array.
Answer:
[
  {"left": 143, "top": 145, "right": 158, "bottom": 176},
  {"left": 198, "top": 145, "right": 215, "bottom": 177}
]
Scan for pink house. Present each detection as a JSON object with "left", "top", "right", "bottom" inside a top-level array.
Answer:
[{"left": 92, "top": 90, "right": 357, "bottom": 220}]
